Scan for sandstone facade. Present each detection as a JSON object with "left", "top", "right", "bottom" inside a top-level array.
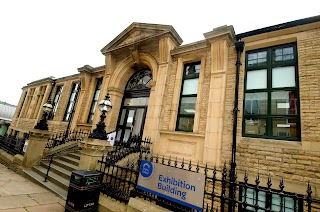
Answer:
[{"left": 8, "top": 17, "right": 320, "bottom": 197}]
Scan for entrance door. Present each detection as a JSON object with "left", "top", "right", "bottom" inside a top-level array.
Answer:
[
  {"left": 115, "top": 106, "right": 147, "bottom": 142},
  {"left": 115, "top": 69, "right": 152, "bottom": 143}
]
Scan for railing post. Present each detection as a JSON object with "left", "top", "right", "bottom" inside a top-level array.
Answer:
[{"left": 44, "top": 155, "right": 53, "bottom": 182}]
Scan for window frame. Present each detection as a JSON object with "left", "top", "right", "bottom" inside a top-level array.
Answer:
[
  {"left": 176, "top": 61, "right": 201, "bottom": 132},
  {"left": 87, "top": 78, "right": 103, "bottom": 124},
  {"left": 242, "top": 43, "right": 301, "bottom": 141},
  {"left": 48, "top": 85, "right": 63, "bottom": 120},
  {"left": 239, "top": 184, "right": 303, "bottom": 212},
  {"left": 63, "top": 82, "right": 80, "bottom": 122}
]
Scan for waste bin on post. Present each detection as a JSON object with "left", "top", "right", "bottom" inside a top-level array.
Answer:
[{"left": 65, "top": 170, "right": 102, "bottom": 212}]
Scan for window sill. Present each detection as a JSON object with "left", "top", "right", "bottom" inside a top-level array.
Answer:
[
  {"left": 160, "top": 130, "right": 204, "bottom": 138},
  {"left": 77, "top": 123, "right": 92, "bottom": 127},
  {"left": 240, "top": 136, "right": 302, "bottom": 150}
]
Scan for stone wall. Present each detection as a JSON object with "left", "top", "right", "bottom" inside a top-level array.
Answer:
[
  {"left": 161, "top": 48, "right": 211, "bottom": 134},
  {"left": 221, "top": 26, "right": 320, "bottom": 197}
]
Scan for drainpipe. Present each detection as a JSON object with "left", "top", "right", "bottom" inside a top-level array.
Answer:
[
  {"left": 229, "top": 41, "right": 244, "bottom": 211},
  {"left": 231, "top": 41, "right": 244, "bottom": 170}
]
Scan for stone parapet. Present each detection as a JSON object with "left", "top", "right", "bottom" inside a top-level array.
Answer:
[
  {"left": 22, "top": 129, "right": 50, "bottom": 168},
  {"left": 78, "top": 138, "right": 113, "bottom": 170}
]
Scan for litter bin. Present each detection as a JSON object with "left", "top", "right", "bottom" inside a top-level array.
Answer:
[{"left": 65, "top": 170, "right": 102, "bottom": 212}]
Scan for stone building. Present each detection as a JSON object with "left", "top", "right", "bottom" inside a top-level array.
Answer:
[{"left": 8, "top": 15, "right": 320, "bottom": 203}]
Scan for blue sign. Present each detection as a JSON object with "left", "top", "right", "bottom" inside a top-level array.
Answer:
[
  {"left": 137, "top": 160, "right": 205, "bottom": 211},
  {"left": 140, "top": 160, "right": 153, "bottom": 178}
]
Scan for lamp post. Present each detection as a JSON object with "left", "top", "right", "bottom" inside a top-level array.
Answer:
[
  {"left": 89, "top": 93, "right": 112, "bottom": 140},
  {"left": 34, "top": 100, "right": 53, "bottom": 130}
]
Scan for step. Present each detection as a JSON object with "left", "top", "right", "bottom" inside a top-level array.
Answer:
[
  {"left": 59, "top": 155, "right": 80, "bottom": 166},
  {"left": 40, "top": 161, "right": 73, "bottom": 180},
  {"left": 67, "top": 152, "right": 81, "bottom": 160},
  {"left": 52, "top": 158, "right": 79, "bottom": 172},
  {"left": 31, "top": 165, "right": 70, "bottom": 190},
  {"left": 23, "top": 168, "right": 68, "bottom": 200}
]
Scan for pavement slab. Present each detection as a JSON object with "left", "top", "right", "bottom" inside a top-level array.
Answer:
[
  {"left": 0, "top": 195, "right": 38, "bottom": 210},
  {"left": 0, "top": 172, "right": 28, "bottom": 183},
  {"left": 25, "top": 203, "right": 65, "bottom": 212},
  {"left": 29, "top": 192, "right": 64, "bottom": 205},
  {"left": 0, "top": 163, "right": 65, "bottom": 211},
  {"left": 0, "top": 187, "right": 10, "bottom": 196},
  {"left": 2, "top": 181, "right": 48, "bottom": 195},
  {"left": 0, "top": 208, "right": 27, "bottom": 212}
]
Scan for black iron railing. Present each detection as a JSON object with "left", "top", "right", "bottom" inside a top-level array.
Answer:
[
  {"left": 100, "top": 135, "right": 151, "bottom": 166},
  {"left": 44, "top": 143, "right": 79, "bottom": 182},
  {"left": 0, "top": 134, "right": 28, "bottom": 155},
  {"left": 98, "top": 151, "right": 320, "bottom": 212},
  {"left": 45, "top": 130, "right": 90, "bottom": 149}
]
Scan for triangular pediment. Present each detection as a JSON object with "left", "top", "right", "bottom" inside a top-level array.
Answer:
[{"left": 101, "top": 22, "right": 183, "bottom": 54}]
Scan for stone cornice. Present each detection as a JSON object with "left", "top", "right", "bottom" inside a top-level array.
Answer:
[
  {"left": 78, "top": 65, "right": 105, "bottom": 74},
  {"left": 101, "top": 22, "right": 183, "bottom": 55},
  {"left": 93, "top": 65, "right": 106, "bottom": 72},
  {"left": 78, "top": 65, "right": 94, "bottom": 73},
  {"left": 27, "top": 76, "right": 55, "bottom": 86},
  {"left": 204, "top": 25, "right": 236, "bottom": 43},
  {"left": 55, "top": 73, "right": 80, "bottom": 82},
  {"left": 171, "top": 40, "right": 208, "bottom": 56}
]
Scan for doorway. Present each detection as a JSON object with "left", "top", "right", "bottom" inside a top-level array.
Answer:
[{"left": 115, "top": 69, "right": 152, "bottom": 142}]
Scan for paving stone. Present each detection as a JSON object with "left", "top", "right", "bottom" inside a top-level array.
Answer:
[
  {"left": 0, "top": 195, "right": 38, "bottom": 210},
  {"left": 0, "top": 187, "right": 10, "bottom": 196},
  {"left": 26, "top": 203, "right": 65, "bottom": 212},
  {"left": 29, "top": 192, "right": 62, "bottom": 205},
  {"left": 0, "top": 172, "right": 28, "bottom": 183},
  {"left": 2, "top": 181, "right": 47, "bottom": 195},
  {"left": 0, "top": 208, "right": 27, "bottom": 212}
]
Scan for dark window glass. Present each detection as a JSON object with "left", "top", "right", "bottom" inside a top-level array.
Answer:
[
  {"left": 63, "top": 82, "right": 80, "bottom": 122},
  {"left": 176, "top": 62, "right": 200, "bottom": 132},
  {"left": 240, "top": 186, "right": 302, "bottom": 212},
  {"left": 87, "top": 79, "right": 102, "bottom": 124},
  {"left": 48, "top": 86, "right": 63, "bottom": 120}
]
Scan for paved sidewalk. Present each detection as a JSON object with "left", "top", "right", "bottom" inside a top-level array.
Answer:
[{"left": 0, "top": 163, "right": 65, "bottom": 212}]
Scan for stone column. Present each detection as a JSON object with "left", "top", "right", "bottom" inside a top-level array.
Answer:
[
  {"left": 78, "top": 138, "right": 113, "bottom": 170},
  {"left": 145, "top": 36, "right": 177, "bottom": 154},
  {"left": 22, "top": 129, "right": 50, "bottom": 168},
  {"left": 203, "top": 26, "right": 236, "bottom": 166}
]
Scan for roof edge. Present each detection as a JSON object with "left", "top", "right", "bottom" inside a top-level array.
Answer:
[{"left": 236, "top": 15, "right": 320, "bottom": 40}]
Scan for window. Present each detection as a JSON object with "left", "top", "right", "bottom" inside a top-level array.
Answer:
[
  {"left": 17, "top": 91, "right": 27, "bottom": 118},
  {"left": 239, "top": 186, "right": 302, "bottom": 212},
  {"left": 14, "top": 131, "right": 19, "bottom": 139},
  {"left": 20, "top": 88, "right": 35, "bottom": 118},
  {"left": 48, "top": 85, "right": 63, "bottom": 120},
  {"left": 176, "top": 62, "right": 200, "bottom": 132},
  {"left": 32, "top": 85, "right": 47, "bottom": 119},
  {"left": 87, "top": 78, "right": 102, "bottom": 124},
  {"left": 243, "top": 43, "right": 300, "bottom": 140},
  {"left": 63, "top": 82, "right": 80, "bottom": 122}
]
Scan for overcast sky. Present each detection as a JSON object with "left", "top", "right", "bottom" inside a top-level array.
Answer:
[{"left": 0, "top": 0, "right": 318, "bottom": 105}]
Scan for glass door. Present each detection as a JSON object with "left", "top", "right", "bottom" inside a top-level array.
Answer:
[{"left": 115, "top": 107, "right": 147, "bottom": 142}]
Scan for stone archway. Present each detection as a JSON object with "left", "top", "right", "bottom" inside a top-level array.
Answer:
[
  {"left": 115, "top": 69, "right": 152, "bottom": 142},
  {"left": 105, "top": 53, "right": 158, "bottom": 139}
]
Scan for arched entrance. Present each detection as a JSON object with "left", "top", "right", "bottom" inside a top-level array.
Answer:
[{"left": 115, "top": 69, "right": 152, "bottom": 142}]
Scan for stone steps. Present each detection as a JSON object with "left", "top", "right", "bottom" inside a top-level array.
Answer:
[{"left": 23, "top": 150, "right": 81, "bottom": 200}]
